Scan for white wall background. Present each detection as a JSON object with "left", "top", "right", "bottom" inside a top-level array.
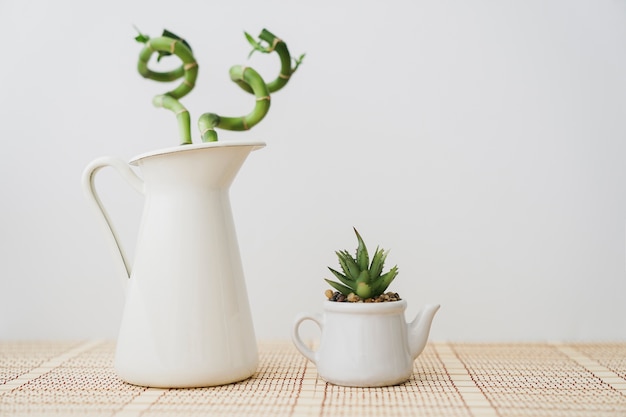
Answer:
[{"left": 1, "top": 0, "right": 625, "bottom": 342}]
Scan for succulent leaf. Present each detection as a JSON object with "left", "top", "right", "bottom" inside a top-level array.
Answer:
[
  {"left": 374, "top": 266, "right": 398, "bottom": 294},
  {"left": 325, "top": 279, "right": 353, "bottom": 296},
  {"left": 328, "top": 267, "right": 355, "bottom": 288},
  {"left": 356, "top": 282, "right": 373, "bottom": 299},
  {"left": 356, "top": 269, "right": 370, "bottom": 284},
  {"left": 369, "top": 247, "right": 387, "bottom": 279},
  {"left": 354, "top": 228, "right": 369, "bottom": 271},
  {"left": 334, "top": 251, "right": 349, "bottom": 276},
  {"left": 338, "top": 250, "right": 360, "bottom": 279},
  {"left": 325, "top": 228, "right": 399, "bottom": 300}
]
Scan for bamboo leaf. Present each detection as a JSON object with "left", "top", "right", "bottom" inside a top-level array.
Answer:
[
  {"left": 245, "top": 32, "right": 271, "bottom": 57},
  {"left": 153, "top": 29, "right": 193, "bottom": 62},
  {"left": 292, "top": 53, "right": 306, "bottom": 72},
  {"left": 162, "top": 29, "right": 192, "bottom": 51},
  {"left": 133, "top": 25, "right": 149, "bottom": 44}
]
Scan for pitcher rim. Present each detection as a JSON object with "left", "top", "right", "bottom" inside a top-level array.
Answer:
[{"left": 130, "top": 140, "right": 266, "bottom": 165}]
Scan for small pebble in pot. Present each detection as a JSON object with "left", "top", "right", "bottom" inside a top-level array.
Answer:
[
  {"left": 347, "top": 293, "right": 360, "bottom": 302},
  {"left": 324, "top": 290, "right": 401, "bottom": 302}
]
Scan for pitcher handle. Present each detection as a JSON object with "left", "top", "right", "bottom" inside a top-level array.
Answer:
[
  {"left": 292, "top": 312, "right": 323, "bottom": 364},
  {"left": 81, "top": 156, "right": 144, "bottom": 287}
]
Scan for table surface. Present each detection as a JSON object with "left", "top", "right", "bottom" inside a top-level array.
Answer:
[{"left": 1, "top": 341, "right": 625, "bottom": 417}]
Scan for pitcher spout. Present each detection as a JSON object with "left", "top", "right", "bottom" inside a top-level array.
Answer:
[{"left": 408, "top": 304, "right": 440, "bottom": 360}]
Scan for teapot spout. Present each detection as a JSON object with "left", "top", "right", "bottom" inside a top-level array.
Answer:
[{"left": 408, "top": 304, "right": 440, "bottom": 360}]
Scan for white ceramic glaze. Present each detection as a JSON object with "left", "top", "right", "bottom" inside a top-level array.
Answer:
[
  {"left": 292, "top": 300, "right": 440, "bottom": 387},
  {"left": 82, "top": 140, "right": 265, "bottom": 387}
]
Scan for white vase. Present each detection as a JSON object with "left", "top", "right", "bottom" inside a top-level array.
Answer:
[{"left": 82, "top": 140, "right": 264, "bottom": 387}]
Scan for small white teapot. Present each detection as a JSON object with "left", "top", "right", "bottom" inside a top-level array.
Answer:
[{"left": 292, "top": 300, "right": 440, "bottom": 387}]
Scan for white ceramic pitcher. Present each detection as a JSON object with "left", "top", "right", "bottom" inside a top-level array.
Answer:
[{"left": 82, "top": 140, "right": 265, "bottom": 388}]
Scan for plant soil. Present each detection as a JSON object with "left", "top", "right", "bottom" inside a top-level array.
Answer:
[{"left": 325, "top": 290, "right": 401, "bottom": 303}]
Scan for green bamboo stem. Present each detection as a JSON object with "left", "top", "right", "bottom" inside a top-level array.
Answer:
[
  {"left": 136, "top": 27, "right": 301, "bottom": 144},
  {"left": 197, "top": 113, "right": 220, "bottom": 142},
  {"left": 260, "top": 29, "right": 295, "bottom": 93},
  {"left": 136, "top": 33, "right": 198, "bottom": 144},
  {"left": 152, "top": 94, "right": 192, "bottom": 145},
  {"left": 138, "top": 36, "right": 198, "bottom": 99},
  {"left": 198, "top": 66, "right": 270, "bottom": 142},
  {"left": 236, "top": 29, "right": 297, "bottom": 95}
]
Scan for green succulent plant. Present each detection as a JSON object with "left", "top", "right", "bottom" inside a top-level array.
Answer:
[{"left": 325, "top": 228, "right": 399, "bottom": 300}]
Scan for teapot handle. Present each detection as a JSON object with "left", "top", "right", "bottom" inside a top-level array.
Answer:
[
  {"left": 82, "top": 157, "right": 144, "bottom": 288},
  {"left": 292, "top": 312, "right": 323, "bottom": 364}
]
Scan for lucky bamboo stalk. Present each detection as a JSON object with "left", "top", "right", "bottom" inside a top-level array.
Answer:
[{"left": 135, "top": 28, "right": 303, "bottom": 144}]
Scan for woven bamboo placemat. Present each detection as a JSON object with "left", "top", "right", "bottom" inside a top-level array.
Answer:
[{"left": 1, "top": 341, "right": 625, "bottom": 416}]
